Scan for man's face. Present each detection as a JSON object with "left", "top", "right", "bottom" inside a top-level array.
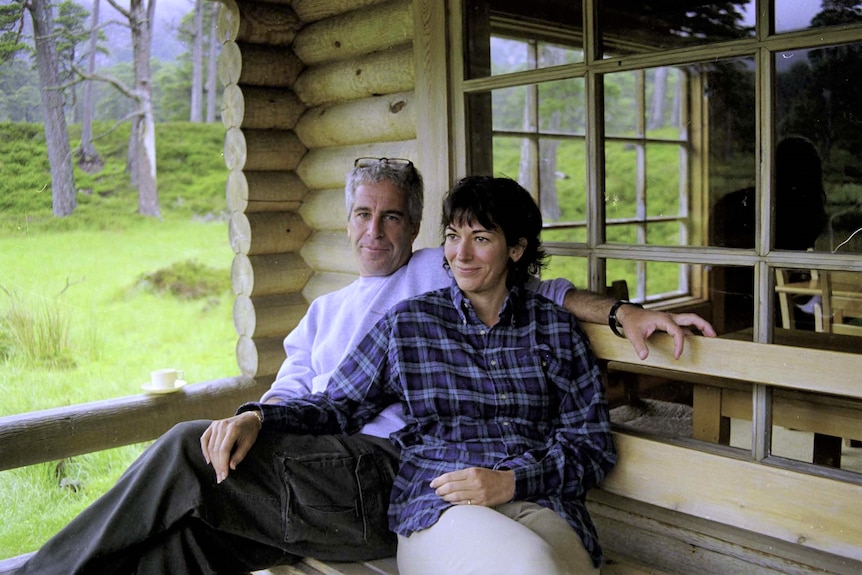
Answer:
[{"left": 347, "top": 181, "right": 419, "bottom": 277}]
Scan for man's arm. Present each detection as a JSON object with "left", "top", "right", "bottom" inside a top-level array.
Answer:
[{"left": 563, "top": 289, "right": 717, "bottom": 360}]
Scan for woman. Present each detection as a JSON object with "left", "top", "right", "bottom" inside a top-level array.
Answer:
[{"left": 239, "top": 176, "right": 616, "bottom": 574}]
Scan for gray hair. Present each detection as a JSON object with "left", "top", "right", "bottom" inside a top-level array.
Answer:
[{"left": 345, "top": 159, "right": 424, "bottom": 228}]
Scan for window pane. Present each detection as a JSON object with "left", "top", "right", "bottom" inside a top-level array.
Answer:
[
  {"left": 491, "top": 135, "right": 587, "bottom": 226},
  {"left": 598, "top": 0, "right": 755, "bottom": 57},
  {"left": 603, "top": 137, "right": 687, "bottom": 247},
  {"left": 646, "top": 145, "right": 682, "bottom": 218},
  {"left": 603, "top": 258, "right": 690, "bottom": 303},
  {"left": 645, "top": 261, "right": 687, "bottom": 298},
  {"left": 774, "top": 268, "right": 862, "bottom": 339},
  {"left": 609, "top": 372, "right": 698, "bottom": 442},
  {"left": 609, "top": 363, "right": 754, "bottom": 453},
  {"left": 543, "top": 253, "right": 587, "bottom": 291},
  {"left": 706, "top": 58, "right": 758, "bottom": 249},
  {"left": 538, "top": 80, "right": 585, "bottom": 136},
  {"left": 769, "top": 267, "right": 862, "bottom": 473},
  {"left": 710, "top": 264, "right": 755, "bottom": 336},
  {"left": 776, "top": 0, "right": 862, "bottom": 34},
  {"left": 604, "top": 71, "right": 639, "bottom": 137},
  {"left": 604, "top": 66, "right": 689, "bottom": 139},
  {"left": 538, "top": 138, "right": 587, "bottom": 225},
  {"left": 769, "top": 390, "right": 862, "bottom": 475},
  {"left": 470, "top": 80, "right": 587, "bottom": 227},
  {"left": 464, "top": 0, "right": 583, "bottom": 80},
  {"left": 775, "top": 45, "right": 862, "bottom": 255},
  {"left": 646, "top": 67, "right": 688, "bottom": 140},
  {"left": 605, "top": 141, "right": 638, "bottom": 221}
]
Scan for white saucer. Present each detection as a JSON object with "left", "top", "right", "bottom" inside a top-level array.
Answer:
[{"left": 141, "top": 380, "right": 187, "bottom": 394}]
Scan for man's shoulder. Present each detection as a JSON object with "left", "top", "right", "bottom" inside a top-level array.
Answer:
[{"left": 392, "top": 285, "right": 450, "bottom": 312}]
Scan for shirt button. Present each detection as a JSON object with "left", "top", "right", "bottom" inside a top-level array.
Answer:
[
  {"left": 480, "top": 330, "right": 486, "bottom": 336},
  {"left": 503, "top": 421, "right": 510, "bottom": 426},
  {"left": 500, "top": 393, "right": 507, "bottom": 400},
  {"left": 490, "top": 359, "right": 497, "bottom": 366}
]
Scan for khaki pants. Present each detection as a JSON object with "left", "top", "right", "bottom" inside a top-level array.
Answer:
[{"left": 397, "top": 501, "right": 599, "bottom": 575}]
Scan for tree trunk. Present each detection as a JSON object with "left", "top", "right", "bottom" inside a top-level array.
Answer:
[
  {"left": 27, "top": 0, "right": 77, "bottom": 217},
  {"left": 205, "top": 3, "right": 218, "bottom": 123},
  {"left": 77, "top": 0, "right": 102, "bottom": 173},
  {"left": 189, "top": 0, "right": 203, "bottom": 122},
  {"left": 648, "top": 66, "right": 668, "bottom": 131},
  {"left": 129, "top": 0, "right": 159, "bottom": 217}
]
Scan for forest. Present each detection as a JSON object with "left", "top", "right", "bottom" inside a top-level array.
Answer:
[{"left": 1, "top": 0, "right": 221, "bottom": 219}]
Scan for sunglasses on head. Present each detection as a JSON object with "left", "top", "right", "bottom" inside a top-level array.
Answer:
[{"left": 354, "top": 157, "right": 414, "bottom": 169}]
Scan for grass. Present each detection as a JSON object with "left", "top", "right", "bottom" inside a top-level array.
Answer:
[{"left": 0, "top": 121, "right": 237, "bottom": 558}]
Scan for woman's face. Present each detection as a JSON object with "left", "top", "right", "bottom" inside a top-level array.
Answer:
[{"left": 443, "top": 219, "right": 524, "bottom": 301}]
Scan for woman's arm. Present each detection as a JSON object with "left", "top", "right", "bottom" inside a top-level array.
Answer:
[{"left": 494, "top": 325, "right": 617, "bottom": 501}]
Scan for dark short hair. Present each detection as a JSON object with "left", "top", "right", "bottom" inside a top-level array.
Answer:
[
  {"left": 441, "top": 176, "right": 547, "bottom": 288},
  {"left": 345, "top": 159, "right": 424, "bottom": 228}
]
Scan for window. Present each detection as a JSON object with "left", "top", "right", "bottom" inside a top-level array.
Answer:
[{"left": 455, "top": 0, "right": 862, "bottom": 478}]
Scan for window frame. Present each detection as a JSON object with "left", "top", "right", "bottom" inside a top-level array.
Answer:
[{"left": 449, "top": 0, "right": 862, "bottom": 480}]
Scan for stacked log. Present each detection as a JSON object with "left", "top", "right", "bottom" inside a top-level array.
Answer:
[{"left": 218, "top": 0, "right": 418, "bottom": 378}]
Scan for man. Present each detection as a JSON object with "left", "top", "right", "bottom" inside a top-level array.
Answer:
[{"left": 16, "top": 159, "right": 714, "bottom": 574}]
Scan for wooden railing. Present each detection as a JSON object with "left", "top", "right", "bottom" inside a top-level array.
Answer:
[
  {"left": 3, "top": 330, "right": 862, "bottom": 572},
  {"left": 0, "top": 375, "right": 270, "bottom": 472}
]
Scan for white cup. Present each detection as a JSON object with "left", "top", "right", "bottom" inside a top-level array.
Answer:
[{"left": 150, "top": 368, "right": 185, "bottom": 389}]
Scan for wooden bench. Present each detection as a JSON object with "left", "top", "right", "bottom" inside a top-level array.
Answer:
[
  {"left": 248, "top": 324, "right": 862, "bottom": 575},
  {"left": 3, "top": 327, "right": 862, "bottom": 574},
  {"left": 252, "top": 554, "right": 666, "bottom": 575}
]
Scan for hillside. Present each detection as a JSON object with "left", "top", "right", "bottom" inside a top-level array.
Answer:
[{"left": 0, "top": 121, "right": 228, "bottom": 232}]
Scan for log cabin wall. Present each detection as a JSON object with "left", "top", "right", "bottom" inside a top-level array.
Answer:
[{"left": 217, "top": 0, "right": 443, "bottom": 380}]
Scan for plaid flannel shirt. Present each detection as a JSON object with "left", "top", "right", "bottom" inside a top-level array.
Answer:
[{"left": 244, "top": 282, "right": 616, "bottom": 566}]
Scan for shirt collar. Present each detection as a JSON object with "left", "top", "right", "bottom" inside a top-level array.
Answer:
[{"left": 449, "top": 280, "right": 523, "bottom": 327}]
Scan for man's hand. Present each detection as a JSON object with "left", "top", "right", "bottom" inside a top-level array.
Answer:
[
  {"left": 200, "top": 411, "right": 262, "bottom": 484},
  {"left": 429, "top": 467, "right": 515, "bottom": 507},
  {"left": 616, "top": 304, "right": 717, "bottom": 360},
  {"left": 564, "top": 289, "right": 717, "bottom": 361}
]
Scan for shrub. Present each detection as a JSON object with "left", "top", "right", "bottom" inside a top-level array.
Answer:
[{"left": 134, "top": 259, "right": 229, "bottom": 300}]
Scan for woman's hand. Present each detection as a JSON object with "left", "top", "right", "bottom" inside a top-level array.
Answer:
[
  {"left": 200, "top": 411, "right": 262, "bottom": 484},
  {"left": 430, "top": 467, "right": 515, "bottom": 507}
]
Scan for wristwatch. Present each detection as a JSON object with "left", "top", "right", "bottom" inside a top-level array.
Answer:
[{"left": 608, "top": 300, "right": 644, "bottom": 338}]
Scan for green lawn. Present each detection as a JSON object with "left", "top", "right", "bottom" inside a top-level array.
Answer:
[{"left": 0, "top": 122, "right": 240, "bottom": 558}]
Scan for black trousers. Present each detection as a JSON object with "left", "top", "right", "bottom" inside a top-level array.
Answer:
[{"left": 16, "top": 420, "right": 399, "bottom": 575}]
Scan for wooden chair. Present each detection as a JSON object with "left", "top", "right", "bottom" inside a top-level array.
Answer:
[{"left": 775, "top": 269, "right": 862, "bottom": 336}]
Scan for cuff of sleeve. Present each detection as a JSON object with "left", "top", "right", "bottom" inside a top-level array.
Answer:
[
  {"left": 236, "top": 402, "right": 270, "bottom": 429},
  {"left": 496, "top": 459, "right": 538, "bottom": 500}
]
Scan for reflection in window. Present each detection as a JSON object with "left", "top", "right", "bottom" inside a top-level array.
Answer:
[
  {"left": 489, "top": 37, "right": 583, "bottom": 77},
  {"left": 709, "top": 264, "right": 755, "bottom": 336},
  {"left": 775, "top": 44, "right": 862, "bottom": 254},
  {"left": 598, "top": 0, "right": 755, "bottom": 57},
  {"left": 775, "top": 268, "right": 862, "bottom": 339},
  {"left": 464, "top": 0, "right": 583, "bottom": 80},
  {"left": 776, "top": 0, "right": 862, "bottom": 34},
  {"left": 706, "top": 58, "right": 758, "bottom": 248}
]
